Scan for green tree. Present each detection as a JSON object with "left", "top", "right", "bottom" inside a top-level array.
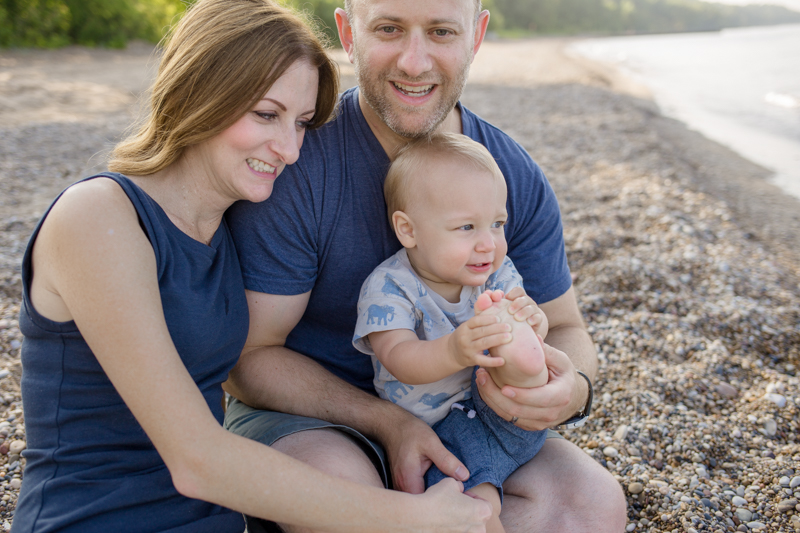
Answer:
[{"left": 1, "top": 0, "right": 70, "bottom": 47}]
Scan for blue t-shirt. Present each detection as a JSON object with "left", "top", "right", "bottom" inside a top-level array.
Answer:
[
  {"left": 15, "top": 174, "right": 248, "bottom": 533},
  {"left": 226, "top": 87, "right": 570, "bottom": 392}
]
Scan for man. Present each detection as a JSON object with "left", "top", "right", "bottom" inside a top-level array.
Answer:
[{"left": 224, "top": 0, "right": 627, "bottom": 531}]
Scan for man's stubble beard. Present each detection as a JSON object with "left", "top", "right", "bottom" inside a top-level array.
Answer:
[{"left": 353, "top": 43, "right": 471, "bottom": 139}]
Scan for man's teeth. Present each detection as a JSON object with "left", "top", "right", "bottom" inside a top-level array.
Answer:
[
  {"left": 247, "top": 158, "right": 276, "bottom": 173},
  {"left": 393, "top": 82, "right": 434, "bottom": 96}
]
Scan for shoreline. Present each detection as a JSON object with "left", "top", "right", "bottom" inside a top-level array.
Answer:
[
  {"left": 466, "top": 36, "right": 800, "bottom": 284},
  {"left": 1, "top": 41, "right": 799, "bottom": 532}
]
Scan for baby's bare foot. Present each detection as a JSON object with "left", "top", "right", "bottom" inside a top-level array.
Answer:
[{"left": 475, "top": 293, "right": 547, "bottom": 389}]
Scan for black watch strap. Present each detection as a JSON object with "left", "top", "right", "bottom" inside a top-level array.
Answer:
[{"left": 558, "top": 370, "right": 593, "bottom": 430}]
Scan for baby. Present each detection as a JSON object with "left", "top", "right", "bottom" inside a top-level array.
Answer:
[{"left": 353, "top": 132, "right": 550, "bottom": 532}]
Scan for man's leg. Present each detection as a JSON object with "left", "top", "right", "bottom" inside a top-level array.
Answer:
[
  {"left": 225, "top": 400, "right": 388, "bottom": 533},
  {"left": 500, "top": 438, "right": 627, "bottom": 533},
  {"left": 269, "top": 428, "right": 386, "bottom": 533}
]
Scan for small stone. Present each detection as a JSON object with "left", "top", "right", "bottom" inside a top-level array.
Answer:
[
  {"left": 7, "top": 479, "right": 19, "bottom": 490},
  {"left": 761, "top": 418, "right": 778, "bottom": 437},
  {"left": 763, "top": 393, "right": 787, "bottom": 408},
  {"left": 628, "top": 482, "right": 644, "bottom": 494},
  {"left": 781, "top": 476, "right": 791, "bottom": 487},
  {"left": 715, "top": 382, "right": 738, "bottom": 398},
  {"left": 791, "top": 476, "right": 800, "bottom": 489},
  {"left": 732, "top": 428, "right": 742, "bottom": 438},
  {"left": 603, "top": 446, "right": 619, "bottom": 458},
  {"left": 735, "top": 509, "right": 753, "bottom": 522},
  {"left": 0, "top": 445, "right": 7, "bottom": 456},
  {"left": 8, "top": 441, "right": 25, "bottom": 455},
  {"left": 732, "top": 496, "right": 748, "bottom": 506},
  {"left": 625, "top": 523, "right": 636, "bottom": 532},
  {"left": 747, "top": 521, "right": 767, "bottom": 530},
  {"left": 777, "top": 499, "right": 798, "bottom": 513},
  {"left": 614, "top": 424, "right": 629, "bottom": 441}
]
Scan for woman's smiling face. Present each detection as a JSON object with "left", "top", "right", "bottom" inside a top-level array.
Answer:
[{"left": 194, "top": 59, "right": 320, "bottom": 205}]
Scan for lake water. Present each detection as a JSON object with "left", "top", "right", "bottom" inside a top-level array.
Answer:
[{"left": 571, "top": 24, "right": 800, "bottom": 200}]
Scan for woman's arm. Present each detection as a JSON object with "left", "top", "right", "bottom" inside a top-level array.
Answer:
[
  {"left": 32, "top": 179, "right": 490, "bottom": 532},
  {"left": 224, "top": 290, "right": 473, "bottom": 495}
]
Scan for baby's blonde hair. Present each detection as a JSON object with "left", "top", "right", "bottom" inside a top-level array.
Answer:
[{"left": 384, "top": 132, "right": 505, "bottom": 221}]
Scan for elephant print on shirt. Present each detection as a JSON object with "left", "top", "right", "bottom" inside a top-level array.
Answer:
[{"left": 367, "top": 304, "right": 395, "bottom": 325}]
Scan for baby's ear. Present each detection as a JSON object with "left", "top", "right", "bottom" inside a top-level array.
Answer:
[{"left": 391, "top": 211, "right": 416, "bottom": 248}]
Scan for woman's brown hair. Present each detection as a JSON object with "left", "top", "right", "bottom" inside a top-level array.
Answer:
[{"left": 109, "top": 0, "right": 339, "bottom": 176}]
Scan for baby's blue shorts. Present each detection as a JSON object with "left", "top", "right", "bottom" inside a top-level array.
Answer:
[{"left": 424, "top": 370, "right": 548, "bottom": 501}]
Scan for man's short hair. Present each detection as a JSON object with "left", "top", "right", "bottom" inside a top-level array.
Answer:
[{"left": 384, "top": 132, "right": 505, "bottom": 220}]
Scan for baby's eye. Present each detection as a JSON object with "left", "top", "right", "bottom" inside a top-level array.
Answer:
[
  {"left": 458, "top": 224, "right": 474, "bottom": 231},
  {"left": 492, "top": 221, "right": 506, "bottom": 228}
]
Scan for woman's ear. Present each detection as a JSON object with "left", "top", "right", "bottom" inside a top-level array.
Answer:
[{"left": 391, "top": 211, "right": 416, "bottom": 248}]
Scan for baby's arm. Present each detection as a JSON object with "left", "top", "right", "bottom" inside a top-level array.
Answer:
[{"left": 368, "top": 316, "right": 511, "bottom": 385}]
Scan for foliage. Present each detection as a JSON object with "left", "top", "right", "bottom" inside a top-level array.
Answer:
[
  {"left": 0, "top": 0, "right": 70, "bottom": 47},
  {"left": 1, "top": 0, "right": 798, "bottom": 49},
  {"left": 284, "top": 0, "right": 342, "bottom": 45},
  {"left": 491, "top": 0, "right": 800, "bottom": 35},
  {"left": 0, "top": 0, "right": 186, "bottom": 48}
]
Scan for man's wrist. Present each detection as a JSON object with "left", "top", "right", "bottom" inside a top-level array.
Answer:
[
  {"left": 557, "top": 370, "right": 593, "bottom": 430},
  {"left": 369, "top": 397, "right": 419, "bottom": 443}
]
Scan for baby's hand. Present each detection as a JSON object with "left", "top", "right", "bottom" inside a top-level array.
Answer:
[
  {"left": 448, "top": 314, "right": 510, "bottom": 369},
  {"left": 504, "top": 287, "right": 549, "bottom": 338}
]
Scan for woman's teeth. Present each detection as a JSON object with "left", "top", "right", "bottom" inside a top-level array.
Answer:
[
  {"left": 247, "top": 158, "right": 276, "bottom": 173},
  {"left": 393, "top": 82, "right": 434, "bottom": 97}
]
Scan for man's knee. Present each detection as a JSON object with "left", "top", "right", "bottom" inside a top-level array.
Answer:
[
  {"left": 503, "top": 439, "right": 627, "bottom": 532},
  {"left": 272, "top": 428, "right": 384, "bottom": 488}
]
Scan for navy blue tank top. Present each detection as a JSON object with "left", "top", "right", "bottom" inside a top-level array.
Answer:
[{"left": 14, "top": 174, "right": 248, "bottom": 532}]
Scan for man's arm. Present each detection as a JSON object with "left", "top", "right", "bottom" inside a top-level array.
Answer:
[
  {"left": 474, "top": 286, "right": 595, "bottom": 431},
  {"left": 222, "top": 290, "right": 471, "bottom": 493}
]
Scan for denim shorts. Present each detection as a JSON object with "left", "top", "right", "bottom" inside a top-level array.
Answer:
[{"left": 424, "top": 370, "right": 549, "bottom": 501}]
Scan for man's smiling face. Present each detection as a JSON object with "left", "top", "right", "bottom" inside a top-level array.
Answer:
[{"left": 345, "top": 0, "right": 485, "bottom": 139}]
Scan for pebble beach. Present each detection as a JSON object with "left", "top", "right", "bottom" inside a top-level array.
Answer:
[{"left": 1, "top": 39, "right": 799, "bottom": 532}]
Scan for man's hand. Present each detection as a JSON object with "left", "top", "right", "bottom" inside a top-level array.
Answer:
[
  {"left": 474, "top": 341, "right": 589, "bottom": 431},
  {"left": 380, "top": 408, "right": 469, "bottom": 494}
]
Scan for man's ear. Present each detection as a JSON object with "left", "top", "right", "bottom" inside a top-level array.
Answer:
[
  {"left": 335, "top": 8, "right": 356, "bottom": 63},
  {"left": 471, "top": 10, "right": 490, "bottom": 62},
  {"left": 392, "top": 211, "right": 416, "bottom": 248}
]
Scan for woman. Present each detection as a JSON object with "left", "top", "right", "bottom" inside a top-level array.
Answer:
[{"left": 13, "top": 0, "right": 491, "bottom": 531}]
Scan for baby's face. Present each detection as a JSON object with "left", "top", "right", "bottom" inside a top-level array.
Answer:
[{"left": 405, "top": 157, "right": 508, "bottom": 290}]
